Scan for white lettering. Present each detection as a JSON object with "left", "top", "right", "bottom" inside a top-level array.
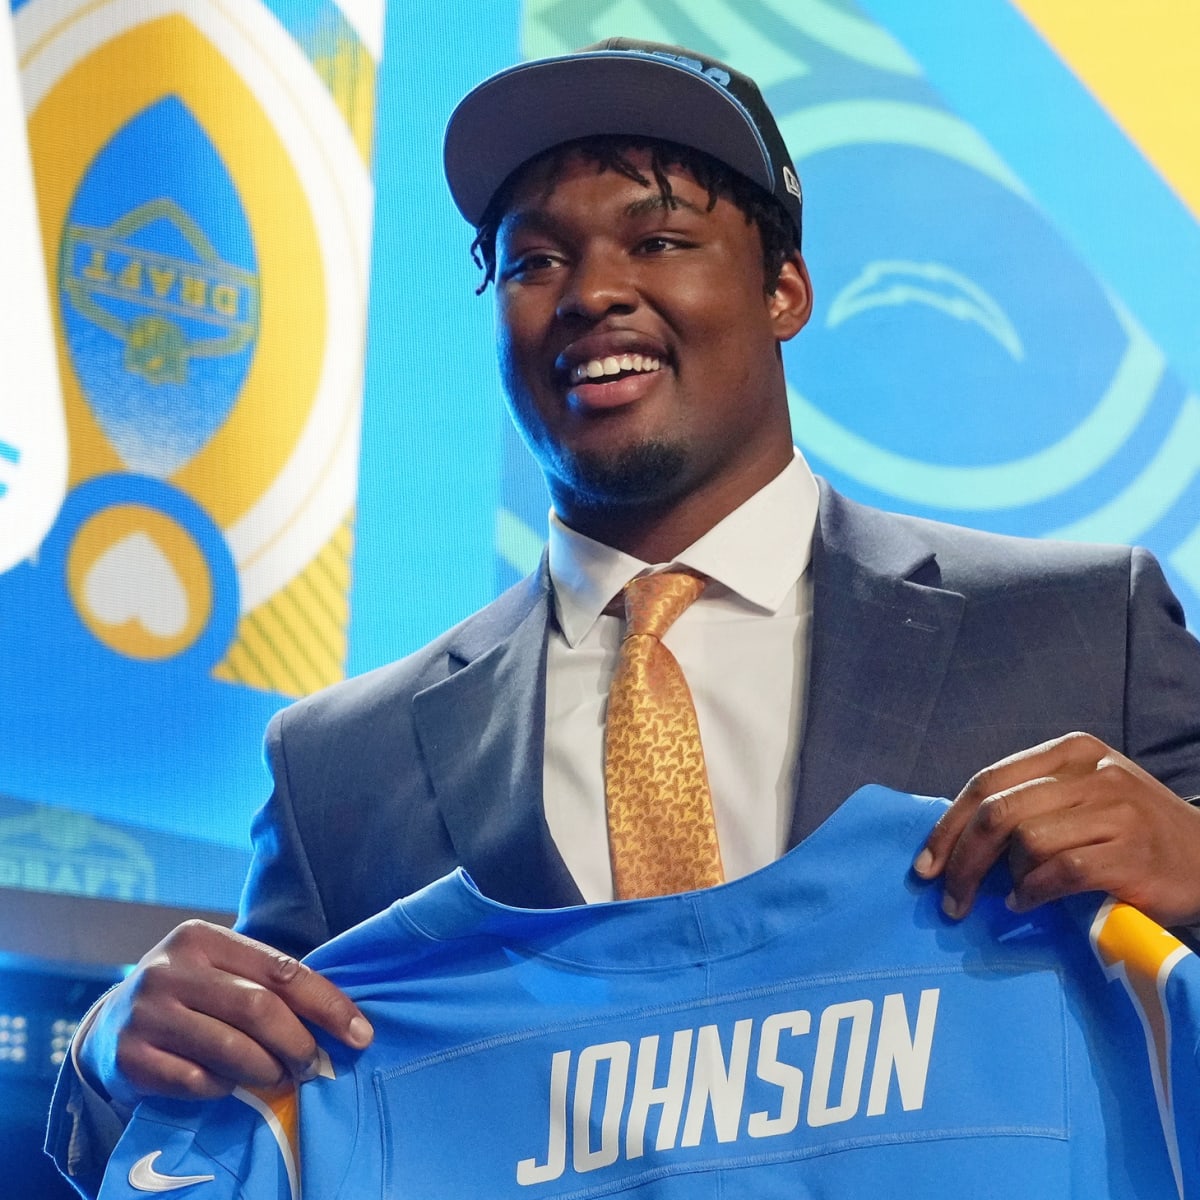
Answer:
[
  {"left": 748, "top": 1009, "right": 810, "bottom": 1138},
  {"left": 867, "top": 989, "right": 939, "bottom": 1115},
  {"left": 573, "top": 1041, "right": 630, "bottom": 1174},
  {"left": 626, "top": 1030, "right": 692, "bottom": 1158},
  {"left": 681, "top": 1019, "right": 753, "bottom": 1146},
  {"left": 516, "top": 990, "right": 940, "bottom": 1185},
  {"left": 807, "top": 1000, "right": 873, "bottom": 1127},
  {"left": 516, "top": 1049, "right": 570, "bottom": 1185}
]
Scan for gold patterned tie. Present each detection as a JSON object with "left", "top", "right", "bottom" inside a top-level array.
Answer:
[{"left": 604, "top": 570, "right": 724, "bottom": 900}]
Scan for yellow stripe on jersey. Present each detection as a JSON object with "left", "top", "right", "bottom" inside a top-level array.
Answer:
[
  {"left": 233, "top": 1083, "right": 302, "bottom": 1198},
  {"left": 1090, "top": 898, "right": 1192, "bottom": 1200}
]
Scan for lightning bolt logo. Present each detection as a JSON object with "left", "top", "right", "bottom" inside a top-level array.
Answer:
[
  {"left": 1091, "top": 898, "right": 1192, "bottom": 1198},
  {"left": 232, "top": 1082, "right": 303, "bottom": 1199},
  {"left": 228, "top": 1046, "right": 332, "bottom": 1198}
]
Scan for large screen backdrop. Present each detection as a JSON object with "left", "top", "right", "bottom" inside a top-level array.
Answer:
[{"left": 1, "top": 0, "right": 1198, "bottom": 958}]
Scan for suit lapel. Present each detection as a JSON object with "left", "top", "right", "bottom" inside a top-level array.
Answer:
[
  {"left": 790, "top": 484, "right": 966, "bottom": 844},
  {"left": 412, "top": 563, "right": 583, "bottom": 908},
  {"left": 412, "top": 483, "right": 966, "bottom": 888}
]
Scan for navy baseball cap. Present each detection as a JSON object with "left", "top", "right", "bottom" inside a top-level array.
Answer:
[{"left": 443, "top": 38, "right": 803, "bottom": 244}]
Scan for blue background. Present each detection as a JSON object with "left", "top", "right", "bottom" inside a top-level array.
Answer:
[{"left": 2, "top": 0, "right": 1198, "bottom": 935}]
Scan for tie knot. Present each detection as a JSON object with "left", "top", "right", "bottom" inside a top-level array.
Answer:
[{"left": 621, "top": 571, "right": 707, "bottom": 640}]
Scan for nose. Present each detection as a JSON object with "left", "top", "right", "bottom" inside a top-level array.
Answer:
[{"left": 555, "top": 248, "right": 636, "bottom": 321}]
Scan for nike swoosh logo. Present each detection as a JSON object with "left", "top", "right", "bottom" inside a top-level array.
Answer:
[{"left": 128, "top": 1151, "right": 215, "bottom": 1192}]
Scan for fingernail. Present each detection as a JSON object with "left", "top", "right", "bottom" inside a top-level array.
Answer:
[
  {"left": 348, "top": 1016, "right": 374, "bottom": 1048},
  {"left": 297, "top": 1058, "right": 320, "bottom": 1083},
  {"left": 1004, "top": 891, "right": 1020, "bottom": 913},
  {"left": 913, "top": 849, "right": 934, "bottom": 877},
  {"left": 941, "top": 894, "right": 961, "bottom": 920}
]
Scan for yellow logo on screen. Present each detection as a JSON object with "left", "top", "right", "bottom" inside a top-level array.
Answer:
[
  {"left": 19, "top": 0, "right": 373, "bottom": 691},
  {"left": 30, "top": 12, "right": 324, "bottom": 520},
  {"left": 62, "top": 198, "right": 260, "bottom": 386},
  {"left": 67, "top": 503, "right": 213, "bottom": 660}
]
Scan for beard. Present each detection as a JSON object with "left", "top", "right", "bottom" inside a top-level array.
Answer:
[{"left": 557, "top": 440, "right": 689, "bottom": 509}]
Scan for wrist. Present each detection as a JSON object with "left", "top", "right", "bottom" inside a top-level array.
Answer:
[{"left": 72, "top": 990, "right": 116, "bottom": 1102}]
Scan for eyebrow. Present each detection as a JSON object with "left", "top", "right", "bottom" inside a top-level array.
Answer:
[
  {"left": 497, "top": 209, "right": 559, "bottom": 241},
  {"left": 623, "top": 194, "right": 705, "bottom": 219}
]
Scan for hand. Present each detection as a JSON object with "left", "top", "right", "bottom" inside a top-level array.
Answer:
[
  {"left": 913, "top": 732, "right": 1200, "bottom": 927},
  {"left": 77, "top": 921, "right": 373, "bottom": 1109}
]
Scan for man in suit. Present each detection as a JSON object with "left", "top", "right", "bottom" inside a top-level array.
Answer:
[{"left": 49, "top": 38, "right": 1200, "bottom": 1196}]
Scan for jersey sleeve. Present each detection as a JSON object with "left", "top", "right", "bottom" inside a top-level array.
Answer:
[{"left": 98, "top": 1085, "right": 300, "bottom": 1200}]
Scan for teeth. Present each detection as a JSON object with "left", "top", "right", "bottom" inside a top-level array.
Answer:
[{"left": 569, "top": 355, "right": 662, "bottom": 384}]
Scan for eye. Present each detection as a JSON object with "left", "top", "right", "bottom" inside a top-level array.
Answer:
[
  {"left": 499, "top": 250, "right": 564, "bottom": 281},
  {"left": 635, "top": 235, "right": 683, "bottom": 255}
]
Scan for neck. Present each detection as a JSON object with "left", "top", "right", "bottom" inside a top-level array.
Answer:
[{"left": 556, "top": 448, "right": 794, "bottom": 563}]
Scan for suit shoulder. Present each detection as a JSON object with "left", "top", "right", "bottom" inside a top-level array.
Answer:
[
  {"left": 818, "top": 483, "right": 1134, "bottom": 594},
  {"left": 270, "top": 566, "right": 548, "bottom": 739},
  {"left": 906, "top": 512, "right": 1131, "bottom": 590}
]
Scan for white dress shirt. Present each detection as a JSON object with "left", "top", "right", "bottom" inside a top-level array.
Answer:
[{"left": 544, "top": 450, "right": 820, "bottom": 901}]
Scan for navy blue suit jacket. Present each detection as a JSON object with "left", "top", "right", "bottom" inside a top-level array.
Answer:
[{"left": 237, "top": 484, "right": 1200, "bottom": 957}]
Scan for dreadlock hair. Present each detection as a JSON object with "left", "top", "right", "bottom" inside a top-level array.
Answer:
[{"left": 468, "top": 135, "right": 800, "bottom": 296}]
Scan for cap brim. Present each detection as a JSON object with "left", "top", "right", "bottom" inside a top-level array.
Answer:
[{"left": 444, "top": 52, "right": 775, "bottom": 226}]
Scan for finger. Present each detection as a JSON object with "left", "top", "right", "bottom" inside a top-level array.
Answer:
[
  {"left": 257, "top": 956, "right": 374, "bottom": 1052},
  {"left": 972, "top": 732, "right": 1110, "bottom": 795},
  {"left": 940, "top": 775, "right": 1092, "bottom": 919},
  {"left": 1007, "top": 787, "right": 1200, "bottom": 922},
  {"left": 177, "top": 924, "right": 374, "bottom": 1051},
  {"left": 118, "top": 1003, "right": 291, "bottom": 1098},
  {"left": 1004, "top": 801, "right": 1123, "bottom": 889},
  {"left": 136, "top": 972, "right": 320, "bottom": 1086},
  {"left": 915, "top": 732, "right": 1106, "bottom": 878},
  {"left": 113, "top": 1037, "right": 240, "bottom": 1105},
  {"left": 914, "top": 800, "right": 976, "bottom": 880},
  {"left": 1006, "top": 841, "right": 1124, "bottom": 913}
]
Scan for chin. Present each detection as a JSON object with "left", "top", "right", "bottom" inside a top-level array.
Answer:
[{"left": 560, "top": 441, "right": 689, "bottom": 508}]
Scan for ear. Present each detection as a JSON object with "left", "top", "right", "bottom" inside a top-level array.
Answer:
[{"left": 768, "top": 252, "right": 813, "bottom": 342}]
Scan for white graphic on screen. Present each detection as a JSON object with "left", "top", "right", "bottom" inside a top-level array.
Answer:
[{"left": 0, "top": 6, "right": 67, "bottom": 574}]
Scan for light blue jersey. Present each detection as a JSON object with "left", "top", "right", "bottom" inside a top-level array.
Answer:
[{"left": 99, "top": 786, "right": 1200, "bottom": 1198}]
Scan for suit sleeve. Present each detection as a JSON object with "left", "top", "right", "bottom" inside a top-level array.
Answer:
[
  {"left": 234, "top": 705, "right": 333, "bottom": 960},
  {"left": 44, "top": 1015, "right": 131, "bottom": 1200},
  {"left": 1124, "top": 548, "right": 1200, "bottom": 799}
]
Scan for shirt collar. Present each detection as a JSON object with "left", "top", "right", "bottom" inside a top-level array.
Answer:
[{"left": 548, "top": 449, "right": 820, "bottom": 648}]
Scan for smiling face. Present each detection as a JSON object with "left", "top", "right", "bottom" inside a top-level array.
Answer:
[{"left": 493, "top": 145, "right": 812, "bottom": 558}]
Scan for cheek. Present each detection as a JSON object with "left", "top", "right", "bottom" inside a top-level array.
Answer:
[
  {"left": 678, "top": 291, "right": 783, "bottom": 413},
  {"left": 670, "top": 264, "right": 773, "bottom": 344},
  {"left": 494, "top": 306, "right": 554, "bottom": 440},
  {"left": 494, "top": 326, "right": 519, "bottom": 390},
  {"left": 495, "top": 287, "right": 548, "bottom": 359},
  {"left": 494, "top": 301, "right": 529, "bottom": 386}
]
